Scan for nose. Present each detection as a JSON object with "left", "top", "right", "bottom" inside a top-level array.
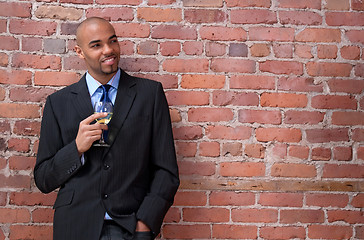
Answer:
[{"left": 102, "top": 43, "right": 113, "bottom": 54}]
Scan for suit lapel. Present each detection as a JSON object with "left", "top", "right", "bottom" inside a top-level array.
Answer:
[
  {"left": 71, "top": 75, "right": 94, "bottom": 121},
  {"left": 106, "top": 70, "right": 136, "bottom": 148}
]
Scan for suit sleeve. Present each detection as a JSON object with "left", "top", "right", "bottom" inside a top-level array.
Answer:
[
  {"left": 34, "top": 96, "right": 82, "bottom": 193},
  {"left": 136, "top": 82, "right": 180, "bottom": 234}
]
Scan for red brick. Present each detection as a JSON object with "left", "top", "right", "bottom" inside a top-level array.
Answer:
[
  {"left": 209, "top": 191, "right": 255, "bottom": 206},
  {"left": 272, "top": 43, "right": 293, "bottom": 58},
  {"left": 229, "top": 43, "right": 248, "bottom": 57},
  {"left": 0, "top": 36, "right": 19, "bottom": 51},
  {"left": 13, "top": 120, "right": 40, "bottom": 136},
  {"left": 0, "top": 208, "right": 30, "bottom": 223},
  {"left": 231, "top": 75, "right": 275, "bottom": 90},
  {"left": 259, "top": 60, "right": 303, "bottom": 75},
  {"left": 250, "top": 43, "right": 270, "bottom": 57},
  {"left": 160, "top": 41, "right": 181, "bottom": 56},
  {"left": 211, "top": 59, "right": 255, "bottom": 73},
  {"left": 0, "top": 191, "right": 6, "bottom": 206},
  {"left": 272, "top": 143, "right": 288, "bottom": 158},
  {"left": 138, "top": 7, "right": 181, "bottom": 22},
  {"left": 0, "top": 121, "right": 11, "bottom": 134},
  {"left": 148, "top": 0, "right": 176, "bottom": 5},
  {"left": 96, "top": 0, "right": 142, "bottom": 4},
  {"left": 199, "top": 141, "right": 220, "bottom": 157},
  {"left": 177, "top": 160, "right": 215, "bottom": 176},
  {"left": 9, "top": 156, "right": 35, "bottom": 171},
  {"left": 206, "top": 125, "right": 251, "bottom": 140},
  {"left": 174, "top": 191, "right": 207, "bottom": 206},
  {"left": 22, "top": 37, "right": 43, "bottom": 52},
  {"left": 357, "top": 146, "right": 364, "bottom": 161},
  {"left": 244, "top": 144, "right": 265, "bottom": 158},
  {"left": 64, "top": 56, "right": 86, "bottom": 71},
  {"left": 345, "top": 30, "right": 364, "bottom": 44},
  {"left": 281, "top": 209, "right": 324, "bottom": 223},
  {"left": 213, "top": 91, "right": 259, "bottom": 106},
  {"left": 308, "top": 225, "right": 353, "bottom": 239},
  {"left": 232, "top": 208, "right": 278, "bottom": 223},
  {"left": 256, "top": 128, "right": 302, "bottom": 143},
  {"left": 226, "top": 0, "right": 271, "bottom": 7},
  {"left": 333, "top": 146, "right": 352, "bottom": 161},
  {"left": 61, "top": 0, "right": 92, "bottom": 3},
  {"left": 351, "top": 193, "right": 364, "bottom": 208},
  {"left": 10, "top": 87, "right": 55, "bottom": 103},
  {"left": 317, "top": 44, "right": 338, "bottom": 59},
  {"left": 0, "top": 69, "right": 32, "bottom": 85},
  {"left": 231, "top": 9, "right": 277, "bottom": 24},
  {"left": 163, "top": 59, "right": 209, "bottom": 72},
  {"left": 9, "top": 225, "right": 53, "bottom": 240},
  {"left": 312, "top": 147, "right": 331, "bottom": 161},
  {"left": 249, "top": 27, "right": 294, "bottom": 41},
  {"left": 295, "top": 44, "right": 314, "bottom": 58},
  {"left": 352, "top": 0, "right": 364, "bottom": 10},
  {"left": 222, "top": 142, "right": 242, "bottom": 156},
  {"left": 114, "top": 23, "right": 150, "bottom": 38},
  {"left": 181, "top": 74, "right": 224, "bottom": 89},
  {"left": 355, "top": 63, "right": 364, "bottom": 77},
  {"left": 325, "top": 0, "right": 350, "bottom": 10},
  {"left": 296, "top": 28, "right": 341, "bottom": 42},
  {"left": 166, "top": 91, "right": 209, "bottom": 106},
  {"left": 200, "top": 26, "right": 247, "bottom": 41},
  {"left": 13, "top": 53, "right": 61, "bottom": 70},
  {"left": 307, "top": 62, "right": 352, "bottom": 77},
  {"left": 172, "top": 126, "right": 203, "bottom": 140},
  {"left": 162, "top": 224, "right": 211, "bottom": 239},
  {"left": 183, "top": 207, "right": 229, "bottom": 222},
  {"left": 341, "top": 46, "right": 360, "bottom": 60},
  {"left": 10, "top": 19, "right": 57, "bottom": 36},
  {"left": 119, "top": 58, "right": 159, "bottom": 72},
  {"left": 0, "top": 53, "right": 8, "bottom": 67},
  {"left": 0, "top": 175, "right": 28, "bottom": 190},
  {"left": 183, "top": 0, "right": 223, "bottom": 7},
  {"left": 164, "top": 207, "right": 180, "bottom": 223},
  {"left": 32, "top": 208, "right": 54, "bottom": 223},
  {"left": 86, "top": 7, "right": 134, "bottom": 21},
  {"left": 261, "top": 93, "right": 307, "bottom": 108},
  {"left": 185, "top": 9, "right": 225, "bottom": 23},
  {"left": 170, "top": 109, "right": 181, "bottom": 123},
  {"left": 306, "top": 193, "right": 349, "bottom": 207},
  {"left": 205, "top": 42, "right": 226, "bottom": 56},
  {"left": 0, "top": 19, "right": 5, "bottom": 33},
  {"left": 279, "top": 10, "right": 322, "bottom": 25},
  {"left": 328, "top": 79, "right": 364, "bottom": 93},
  {"left": 353, "top": 129, "right": 364, "bottom": 141},
  {"left": 277, "top": 0, "right": 321, "bottom": 9},
  {"left": 137, "top": 41, "right": 158, "bottom": 55},
  {"left": 0, "top": 2, "right": 31, "bottom": 17},
  {"left": 271, "top": 163, "right": 317, "bottom": 178},
  {"left": 175, "top": 142, "right": 196, "bottom": 157},
  {"left": 212, "top": 224, "right": 257, "bottom": 239},
  {"left": 260, "top": 226, "right": 306, "bottom": 239},
  {"left": 306, "top": 129, "right": 349, "bottom": 143},
  {"left": 10, "top": 192, "right": 56, "bottom": 206},
  {"left": 34, "top": 71, "right": 79, "bottom": 86},
  {"left": 284, "top": 110, "right": 324, "bottom": 124},
  {"left": 188, "top": 108, "right": 233, "bottom": 122},
  {"left": 326, "top": 12, "right": 364, "bottom": 26},
  {"left": 183, "top": 41, "right": 203, "bottom": 55},
  {"left": 356, "top": 226, "right": 364, "bottom": 239},
  {"left": 312, "top": 95, "right": 356, "bottom": 110},
  {"left": 323, "top": 164, "right": 364, "bottom": 178},
  {"left": 239, "top": 109, "right": 281, "bottom": 125},
  {"left": 151, "top": 25, "right": 196, "bottom": 40},
  {"left": 8, "top": 138, "right": 30, "bottom": 152},
  {"left": 259, "top": 193, "right": 303, "bottom": 207},
  {"left": 220, "top": 162, "right": 265, "bottom": 177},
  {"left": 0, "top": 103, "right": 40, "bottom": 119}
]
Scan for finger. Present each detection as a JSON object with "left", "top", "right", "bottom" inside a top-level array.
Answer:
[{"left": 82, "top": 112, "right": 107, "bottom": 125}]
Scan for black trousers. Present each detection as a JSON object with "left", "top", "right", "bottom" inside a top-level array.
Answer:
[{"left": 100, "top": 221, "right": 153, "bottom": 240}]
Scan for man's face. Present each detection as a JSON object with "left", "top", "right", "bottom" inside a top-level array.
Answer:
[{"left": 75, "top": 20, "right": 120, "bottom": 83}]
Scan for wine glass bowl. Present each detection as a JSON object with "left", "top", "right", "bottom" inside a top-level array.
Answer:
[{"left": 94, "top": 101, "right": 113, "bottom": 147}]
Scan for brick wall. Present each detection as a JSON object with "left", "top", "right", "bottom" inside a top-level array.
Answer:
[{"left": 1, "top": 0, "right": 364, "bottom": 239}]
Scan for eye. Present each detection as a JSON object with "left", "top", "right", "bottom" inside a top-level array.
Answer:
[{"left": 91, "top": 43, "right": 100, "bottom": 48}]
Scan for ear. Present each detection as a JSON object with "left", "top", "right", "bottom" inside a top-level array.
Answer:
[{"left": 75, "top": 45, "right": 85, "bottom": 59}]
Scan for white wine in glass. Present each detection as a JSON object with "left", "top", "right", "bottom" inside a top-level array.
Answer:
[{"left": 94, "top": 101, "right": 113, "bottom": 147}]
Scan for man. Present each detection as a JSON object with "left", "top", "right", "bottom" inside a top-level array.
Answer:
[{"left": 34, "top": 17, "right": 179, "bottom": 240}]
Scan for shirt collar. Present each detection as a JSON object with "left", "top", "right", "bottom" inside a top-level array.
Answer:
[{"left": 85, "top": 69, "right": 120, "bottom": 97}]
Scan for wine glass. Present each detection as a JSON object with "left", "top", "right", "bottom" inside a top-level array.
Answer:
[{"left": 93, "top": 101, "right": 113, "bottom": 147}]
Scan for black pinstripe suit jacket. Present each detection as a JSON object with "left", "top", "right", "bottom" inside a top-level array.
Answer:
[{"left": 34, "top": 69, "right": 179, "bottom": 240}]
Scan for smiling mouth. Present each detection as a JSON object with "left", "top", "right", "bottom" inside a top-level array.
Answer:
[{"left": 102, "top": 56, "right": 117, "bottom": 65}]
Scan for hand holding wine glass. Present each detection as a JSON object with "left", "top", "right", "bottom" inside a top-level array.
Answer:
[{"left": 94, "top": 101, "right": 113, "bottom": 147}]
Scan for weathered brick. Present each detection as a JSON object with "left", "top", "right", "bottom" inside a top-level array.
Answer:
[
  {"left": 222, "top": 142, "right": 242, "bottom": 156},
  {"left": 259, "top": 193, "right": 303, "bottom": 207},
  {"left": 220, "top": 162, "right": 265, "bottom": 177},
  {"left": 0, "top": 2, "right": 31, "bottom": 18},
  {"left": 200, "top": 26, "right": 247, "bottom": 41},
  {"left": 296, "top": 28, "right": 341, "bottom": 42},
  {"left": 278, "top": 76, "right": 323, "bottom": 92},
  {"left": 259, "top": 60, "right": 303, "bottom": 75},
  {"left": 351, "top": 193, "right": 364, "bottom": 208},
  {"left": 114, "top": 23, "right": 150, "bottom": 38},
  {"left": 138, "top": 7, "right": 181, "bottom": 22},
  {"left": 119, "top": 58, "right": 159, "bottom": 72},
  {"left": 307, "top": 62, "right": 352, "bottom": 77},
  {"left": 284, "top": 110, "right": 324, "bottom": 124},
  {"left": 9, "top": 225, "right": 53, "bottom": 240},
  {"left": 250, "top": 43, "right": 270, "bottom": 57},
  {"left": 10, "top": 19, "right": 57, "bottom": 36},
  {"left": 226, "top": 0, "right": 271, "bottom": 7},
  {"left": 160, "top": 41, "right": 181, "bottom": 56},
  {"left": 13, "top": 53, "right": 61, "bottom": 70},
  {"left": 328, "top": 79, "right": 364, "bottom": 93},
  {"left": 306, "top": 129, "right": 349, "bottom": 143},
  {"left": 35, "top": 71, "right": 79, "bottom": 86},
  {"left": 10, "top": 87, "right": 55, "bottom": 103},
  {"left": 181, "top": 74, "right": 225, "bottom": 89},
  {"left": 249, "top": 27, "right": 294, "bottom": 41},
  {"left": 188, "top": 108, "right": 233, "bottom": 122},
  {"left": 345, "top": 30, "right": 364, "bottom": 44},
  {"left": 306, "top": 193, "right": 349, "bottom": 207},
  {"left": 0, "top": 69, "right": 32, "bottom": 85},
  {"left": 213, "top": 91, "right": 259, "bottom": 106},
  {"left": 174, "top": 191, "right": 206, "bottom": 206},
  {"left": 326, "top": 12, "right": 364, "bottom": 26},
  {"left": 137, "top": 41, "right": 158, "bottom": 55},
  {"left": 185, "top": 9, "right": 225, "bottom": 23},
  {"left": 231, "top": 75, "right": 275, "bottom": 90},
  {"left": 13, "top": 120, "right": 41, "bottom": 136},
  {"left": 341, "top": 46, "right": 360, "bottom": 60},
  {"left": 260, "top": 226, "right": 306, "bottom": 239},
  {"left": 308, "top": 225, "right": 353, "bottom": 239},
  {"left": 178, "top": 161, "right": 215, "bottom": 176},
  {"left": 22, "top": 37, "right": 42, "bottom": 52},
  {"left": 312, "top": 95, "right": 356, "bottom": 110},
  {"left": 166, "top": 91, "right": 209, "bottom": 106},
  {"left": 261, "top": 93, "right": 307, "bottom": 108},
  {"left": 231, "top": 9, "right": 277, "bottom": 24},
  {"left": 0, "top": 208, "right": 30, "bottom": 223},
  {"left": 239, "top": 109, "right": 281, "bottom": 124},
  {"left": 317, "top": 44, "right": 338, "bottom": 59},
  {"left": 163, "top": 224, "right": 211, "bottom": 239},
  {"left": 312, "top": 147, "right": 331, "bottom": 161},
  {"left": 172, "top": 126, "right": 203, "bottom": 140},
  {"left": 232, "top": 208, "right": 278, "bottom": 223},
  {"left": 352, "top": 0, "right": 364, "bottom": 10},
  {"left": 183, "top": 41, "right": 203, "bottom": 55},
  {"left": 281, "top": 209, "right": 324, "bottom": 223},
  {"left": 0, "top": 103, "right": 40, "bottom": 119},
  {"left": 245, "top": 144, "right": 265, "bottom": 158},
  {"left": 271, "top": 163, "right": 317, "bottom": 178},
  {"left": 9, "top": 156, "right": 36, "bottom": 171},
  {"left": 175, "top": 142, "right": 197, "bottom": 157},
  {"left": 288, "top": 145, "right": 309, "bottom": 159},
  {"left": 295, "top": 44, "right": 314, "bottom": 58},
  {"left": 256, "top": 128, "right": 302, "bottom": 143},
  {"left": 211, "top": 59, "right": 255, "bottom": 73},
  {"left": 0, "top": 36, "right": 19, "bottom": 51},
  {"left": 323, "top": 164, "right": 364, "bottom": 178},
  {"left": 279, "top": 10, "right": 322, "bottom": 25},
  {"left": 205, "top": 42, "right": 226, "bottom": 56},
  {"left": 35, "top": 5, "right": 83, "bottom": 20},
  {"left": 229, "top": 43, "right": 248, "bottom": 57},
  {"left": 206, "top": 125, "right": 251, "bottom": 140},
  {"left": 277, "top": 0, "right": 321, "bottom": 9},
  {"left": 10, "top": 192, "right": 56, "bottom": 206},
  {"left": 152, "top": 25, "right": 196, "bottom": 40},
  {"left": 163, "top": 59, "right": 208, "bottom": 73},
  {"left": 212, "top": 225, "right": 258, "bottom": 239},
  {"left": 273, "top": 43, "right": 293, "bottom": 58},
  {"left": 325, "top": 0, "right": 350, "bottom": 10},
  {"left": 183, "top": 0, "right": 223, "bottom": 7},
  {"left": 32, "top": 208, "right": 54, "bottom": 223},
  {"left": 44, "top": 39, "right": 66, "bottom": 54},
  {"left": 86, "top": 7, "right": 134, "bottom": 21},
  {"left": 199, "top": 141, "right": 220, "bottom": 157}
]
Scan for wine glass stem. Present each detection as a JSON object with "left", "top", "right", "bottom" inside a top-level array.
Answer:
[{"left": 100, "top": 130, "right": 105, "bottom": 143}]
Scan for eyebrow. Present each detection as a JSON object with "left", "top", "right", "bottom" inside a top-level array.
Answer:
[{"left": 88, "top": 34, "right": 117, "bottom": 46}]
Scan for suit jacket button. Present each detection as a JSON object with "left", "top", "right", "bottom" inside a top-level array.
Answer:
[
  {"left": 103, "top": 194, "right": 108, "bottom": 199},
  {"left": 104, "top": 164, "right": 110, "bottom": 170}
]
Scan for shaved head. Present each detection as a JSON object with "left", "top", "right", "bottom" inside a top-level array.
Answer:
[{"left": 76, "top": 17, "right": 113, "bottom": 47}]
